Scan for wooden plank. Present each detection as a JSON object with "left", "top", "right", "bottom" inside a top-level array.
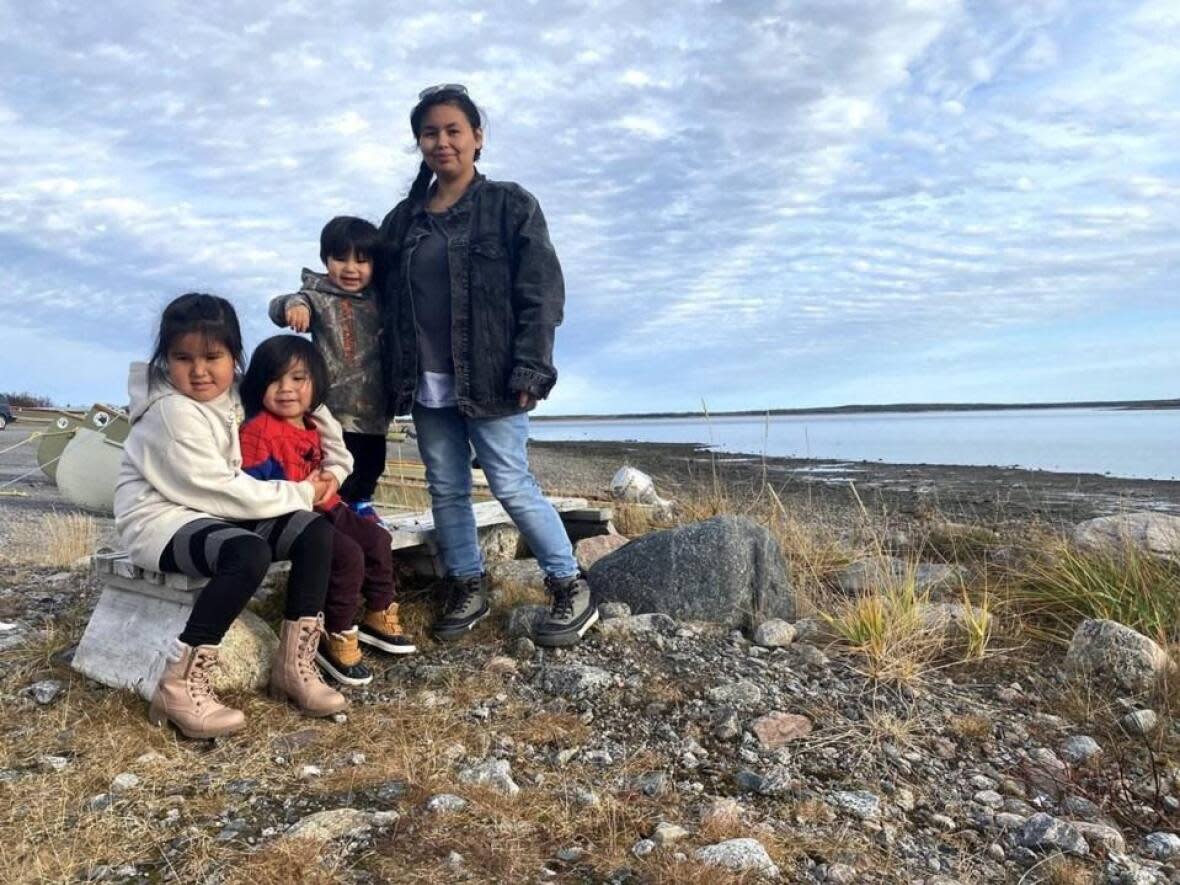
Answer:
[
  {"left": 560, "top": 507, "right": 614, "bottom": 523},
  {"left": 383, "top": 496, "right": 589, "bottom": 552}
]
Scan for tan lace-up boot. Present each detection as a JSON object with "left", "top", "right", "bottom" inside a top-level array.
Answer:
[
  {"left": 148, "top": 641, "right": 246, "bottom": 739},
  {"left": 268, "top": 614, "right": 348, "bottom": 716}
]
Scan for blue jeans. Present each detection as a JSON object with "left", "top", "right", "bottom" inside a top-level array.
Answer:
[{"left": 413, "top": 405, "right": 578, "bottom": 580}]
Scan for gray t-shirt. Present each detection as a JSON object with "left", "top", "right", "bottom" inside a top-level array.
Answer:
[{"left": 409, "top": 213, "right": 454, "bottom": 376}]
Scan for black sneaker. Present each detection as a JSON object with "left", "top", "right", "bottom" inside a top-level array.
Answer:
[
  {"left": 432, "top": 574, "right": 491, "bottom": 641},
  {"left": 534, "top": 573, "right": 599, "bottom": 647},
  {"left": 316, "top": 628, "right": 374, "bottom": 686}
]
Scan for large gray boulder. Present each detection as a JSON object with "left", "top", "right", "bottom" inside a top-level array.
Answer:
[
  {"left": 587, "top": 516, "right": 793, "bottom": 628},
  {"left": 1073, "top": 512, "right": 1180, "bottom": 562},
  {"left": 1064, "top": 619, "right": 1172, "bottom": 695},
  {"left": 211, "top": 610, "right": 279, "bottom": 693}
]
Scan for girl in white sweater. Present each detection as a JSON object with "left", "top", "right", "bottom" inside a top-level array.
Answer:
[{"left": 115, "top": 293, "right": 350, "bottom": 738}]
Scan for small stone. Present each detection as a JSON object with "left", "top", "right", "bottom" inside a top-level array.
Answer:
[
  {"left": 1018, "top": 813, "right": 1089, "bottom": 856},
  {"left": 826, "top": 863, "right": 857, "bottom": 884},
  {"left": 583, "top": 749, "right": 614, "bottom": 766},
  {"left": 830, "top": 790, "right": 882, "bottom": 821},
  {"left": 348, "top": 752, "right": 367, "bottom": 767},
  {"left": 693, "top": 838, "right": 780, "bottom": 879},
  {"left": 1060, "top": 735, "right": 1103, "bottom": 766},
  {"left": 973, "top": 790, "right": 1003, "bottom": 808},
  {"left": 539, "top": 663, "right": 614, "bottom": 698},
  {"left": 1029, "top": 747, "right": 1066, "bottom": 772},
  {"left": 573, "top": 788, "right": 600, "bottom": 807},
  {"left": 25, "top": 679, "right": 64, "bottom": 705},
  {"left": 447, "top": 850, "right": 465, "bottom": 867},
  {"left": 637, "top": 771, "right": 669, "bottom": 797},
  {"left": 652, "top": 822, "right": 689, "bottom": 846},
  {"left": 1064, "top": 618, "right": 1172, "bottom": 695},
  {"left": 373, "top": 780, "right": 408, "bottom": 802},
  {"left": 712, "top": 708, "right": 741, "bottom": 740},
  {"left": 706, "top": 680, "right": 763, "bottom": 706},
  {"left": 1073, "top": 822, "right": 1125, "bottom": 853},
  {"left": 331, "top": 712, "right": 348, "bottom": 724},
  {"left": 86, "top": 793, "right": 114, "bottom": 812},
  {"left": 506, "top": 604, "right": 548, "bottom": 638},
  {"left": 750, "top": 712, "right": 812, "bottom": 749},
  {"left": 1120, "top": 710, "right": 1159, "bottom": 736},
  {"left": 631, "top": 838, "right": 656, "bottom": 858},
  {"left": 134, "top": 752, "right": 167, "bottom": 766},
  {"left": 994, "top": 812, "right": 1028, "bottom": 831},
  {"left": 752, "top": 619, "right": 796, "bottom": 648},
  {"left": 458, "top": 759, "right": 520, "bottom": 796},
  {"left": 372, "top": 811, "right": 399, "bottom": 827},
  {"left": 756, "top": 765, "right": 794, "bottom": 797},
  {"left": 110, "top": 772, "right": 140, "bottom": 794},
  {"left": 599, "top": 601, "right": 632, "bottom": 619},
  {"left": 1143, "top": 832, "right": 1180, "bottom": 860},
  {"left": 283, "top": 808, "right": 373, "bottom": 842},
  {"left": 512, "top": 636, "right": 536, "bottom": 658},
  {"left": 930, "top": 814, "right": 957, "bottom": 832},
  {"left": 556, "top": 846, "right": 586, "bottom": 863},
  {"left": 894, "top": 788, "right": 916, "bottom": 813},
  {"left": 299, "top": 765, "right": 322, "bottom": 779},
  {"left": 426, "top": 793, "right": 468, "bottom": 814}
]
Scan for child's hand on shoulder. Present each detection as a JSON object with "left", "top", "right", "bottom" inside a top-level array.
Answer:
[{"left": 286, "top": 305, "right": 311, "bottom": 333}]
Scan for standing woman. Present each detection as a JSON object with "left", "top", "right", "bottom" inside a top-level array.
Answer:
[{"left": 378, "top": 84, "right": 596, "bottom": 647}]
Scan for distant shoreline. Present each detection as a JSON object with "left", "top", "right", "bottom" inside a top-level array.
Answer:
[{"left": 534, "top": 398, "right": 1180, "bottom": 421}]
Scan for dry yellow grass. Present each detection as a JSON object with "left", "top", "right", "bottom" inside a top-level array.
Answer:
[{"left": 0, "top": 511, "right": 97, "bottom": 569}]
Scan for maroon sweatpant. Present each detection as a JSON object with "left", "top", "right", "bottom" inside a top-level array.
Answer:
[{"left": 321, "top": 504, "right": 397, "bottom": 634}]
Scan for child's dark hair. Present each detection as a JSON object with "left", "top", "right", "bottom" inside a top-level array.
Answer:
[
  {"left": 408, "top": 88, "right": 483, "bottom": 205},
  {"left": 149, "top": 293, "right": 245, "bottom": 386},
  {"left": 320, "top": 216, "right": 380, "bottom": 266},
  {"left": 240, "top": 335, "right": 329, "bottom": 418}
]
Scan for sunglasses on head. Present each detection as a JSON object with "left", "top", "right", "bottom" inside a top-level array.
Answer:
[{"left": 418, "top": 83, "right": 469, "bottom": 99}]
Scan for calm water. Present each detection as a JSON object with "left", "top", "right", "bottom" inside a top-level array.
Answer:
[{"left": 529, "top": 408, "right": 1180, "bottom": 481}]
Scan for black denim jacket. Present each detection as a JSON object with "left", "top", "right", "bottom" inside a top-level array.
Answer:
[{"left": 377, "top": 173, "right": 565, "bottom": 419}]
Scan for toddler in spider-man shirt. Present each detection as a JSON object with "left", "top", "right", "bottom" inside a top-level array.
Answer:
[{"left": 239, "top": 335, "right": 416, "bottom": 687}]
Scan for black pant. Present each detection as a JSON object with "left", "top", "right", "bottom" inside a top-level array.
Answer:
[
  {"left": 159, "top": 512, "right": 333, "bottom": 647},
  {"left": 339, "top": 432, "right": 388, "bottom": 503}
]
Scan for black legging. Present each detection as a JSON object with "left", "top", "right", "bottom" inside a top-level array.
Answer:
[{"left": 159, "top": 512, "right": 333, "bottom": 647}]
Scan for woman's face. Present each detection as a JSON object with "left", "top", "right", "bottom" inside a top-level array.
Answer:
[{"left": 417, "top": 103, "right": 483, "bottom": 181}]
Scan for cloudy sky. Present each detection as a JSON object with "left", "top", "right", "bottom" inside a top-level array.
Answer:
[{"left": 1, "top": 0, "right": 1177, "bottom": 415}]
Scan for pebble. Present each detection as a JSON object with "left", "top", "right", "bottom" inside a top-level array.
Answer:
[
  {"left": 830, "top": 790, "right": 882, "bottom": 821},
  {"left": 712, "top": 708, "right": 741, "bottom": 740},
  {"left": 1120, "top": 710, "right": 1159, "bottom": 736},
  {"left": 25, "top": 679, "right": 63, "bottom": 705},
  {"left": 826, "top": 863, "right": 857, "bottom": 884},
  {"left": 1060, "top": 735, "right": 1103, "bottom": 766},
  {"left": 282, "top": 808, "right": 373, "bottom": 842},
  {"left": 298, "top": 765, "right": 322, "bottom": 779},
  {"left": 110, "top": 772, "right": 140, "bottom": 794},
  {"left": 706, "top": 680, "right": 763, "bottom": 706},
  {"left": 425, "top": 793, "right": 468, "bottom": 814},
  {"left": 1143, "top": 832, "right": 1180, "bottom": 860},
  {"left": 1073, "top": 821, "right": 1125, "bottom": 853},
  {"left": 652, "top": 821, "right": 689, "bottom": 845},
  {"left": 973, "top": 790, "right": 1003, "bottom": 808},
  {"left": 752, "top": 619, "right": 796, "bottom": 648},
  {"left": 1018, "top": 813, "right": 1089, "bottom": 856},
  {"left": 39, "top": 755, "right": 70, "bottom": 772},
  {"left": 750, "top": 711, "right": 812, "bottom": 748},
  {"left": 512, "top": 636, "right": 536, "bottom": 658},
  {"left": 693, "top": 838, "right": 781, "bottom": 879},
  {"left": 459, "top": 758, "right": 521, "bottom": 796},
  {"left": 598, "top": 602, "right": 632, "bottom": 619},
  {"left": 631, "top": 838, "right": 655, "bottom": 857}
]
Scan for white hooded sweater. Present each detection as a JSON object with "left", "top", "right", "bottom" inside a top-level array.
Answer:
[{"left": 114, "top": 362, "right": 355, "bottom": 570}]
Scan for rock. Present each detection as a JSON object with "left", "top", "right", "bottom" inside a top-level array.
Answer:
[
  {"left": 754, "top": 765, "right": 793, "bottom": 797},
  {"left": 512, "top": 637, "right": 536, "bottom": 659},
  {"left": 596, "top": 613, "right": 676, "bottom": 639},
  {"left": 458, "top": 759, "right": 520, "bottom": 796},
  {"left": 830, "top": 790, "right": 882, "bottom": 821},
  {"left": 599, "top": 601, "right": 632, "bottom": 619},
  {"left": 706, "top": 680, "right": 763, "bottom": 706},
  {"left": 110, "top": 772, "right": 140, "bottom": 794},
  {"left": 631, "top": 837, "right": 656, "bottom": 857},
  {"left": 575, "top": 535, "right": 629, "bottom": 571},
  {"left": 425, "top": 793, "right": 468, "bottom": 814},
  {"left": 24, "top": 679, "right": 64, "bottom": 705},
  {"left": 283, "top": 808, "right": 373, "bottom": 842},
  {"left": 1018, "top": 813, "right": 1089, "bottom": 856},
  {"left": 712, "top": 708, "right": 741, "bottom": 740},
  {"left": 752, "top": 619, "right": 796, "bottom": 648},
  {"left": 826, "top": 864, "right": 858, "bottom": 884},
  {"left": 973, "top": 790, "right": 1003, "bottom": 809},
  {"left": 1064, "top": 619, "right": 1172, "bottom": 695},
  {"left": 1120, "top": 709, "right": 1159, "bottom": 736},
  {"left": 652, "top": 822, "right": 689, "bottom": 846},
  {"left": 479, "top": 525, "right": 522, "bottom": 562},
  {"left": 539, "top": 664, "right": 614, "bottom": 698},
  {"left": 487, "top": 559, "right": 545, "bottom": 594},
  {"left": 1142, "top": 832, "right": 1180, "bottom": 860},
  {"left": 636, "top": 771, "right": 670, "bottom": 797},
  {"left": 588, "top": 516, "right": 793, "bottom": 628},
  {"left": 211, "top": 609, "right": 279, "bottom": 693},
  {"left": 506, "top": 604, "right": 548, "bottom": 639},
  {"left": 1060, "top": 735, "right": 1103, "bottom": 766},
  {"left": 693, "top": 838, "right": 780, "bottom": 879},
  {"left": 299, "top": 765, "right": 322, "bottom": 779},
  {"left": 1073, "top": 512, "right": 1180, "bottom": 561},
  {"left": 1073, "top": 822, "right": 1125, "bottom": 853},
  {"left": 750, "top": 712, "right": 812, "bottom": 748}
]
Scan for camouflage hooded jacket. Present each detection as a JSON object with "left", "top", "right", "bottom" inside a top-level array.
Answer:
[{"left": 268, "top": 269, "right": 387, "bottom": 434}]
